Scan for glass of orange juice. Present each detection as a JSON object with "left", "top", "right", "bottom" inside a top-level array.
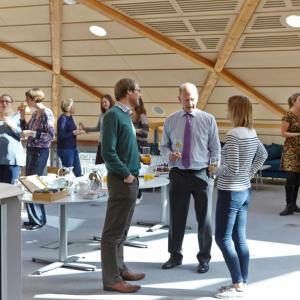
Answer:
[
  {"left": 142, "top": 146, "right": 151, "bottom": 165},
  {"left": 143, "top": 166, "right": 155, "bottom": 181}
]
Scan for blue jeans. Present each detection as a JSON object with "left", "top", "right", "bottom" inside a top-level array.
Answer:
[
  {"left": 0, "top": 165, "right": 21, "bottom": 184},
  {"left": 57, "top": 148, "right": 82, "bottom": 177},
  {"left": 25, "top": 147, "right": 49, "bottom": 226},
  {"left": 215, "top": 188, "right": 251, "bottom": 284}
]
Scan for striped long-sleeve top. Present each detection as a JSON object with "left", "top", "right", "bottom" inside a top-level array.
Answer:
[{"left": 217, "top": 127, "right": 268, "bottom": 191}]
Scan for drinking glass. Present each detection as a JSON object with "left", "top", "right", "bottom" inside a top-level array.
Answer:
[
  {"left": 209, "top": 157, "right": 220, "bottom": 178},
  {"left": 174, "top": 138, "right": 183, "bottom": 152},
  {"left": 142, "top": 146, "right": 151, "bottom": 165}
]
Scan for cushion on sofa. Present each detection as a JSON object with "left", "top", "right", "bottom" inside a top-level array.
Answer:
[
  {"left": 265, "top": 159, "right": 281, "bottom": 171},
  {"left": 264, "top": 143, "right": 283, "bottom": 160}
]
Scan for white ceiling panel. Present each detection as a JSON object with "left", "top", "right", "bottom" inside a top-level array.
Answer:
[
  {"left": 63, "top": 4, "right": 110, "bottom": 23},
  {"left": 0, "top": 5, "right": 49, "bottom": 26},
  {"left": 0, "top": 1, "right": 48, "bottom": 8},
  {"left": 228, "top": 68, "right": 300, "bottom": 86},
  {"left": 63, "top": 40, "right": 118, "bottom": 56},
  {"left": 134, "top": 69, "right": 207, "bottom": 86},
  {"left": 8, "top": 41, "right": 51, "bottom": 57},
  {"left": 65, "top": 70, "right": 138, "bottom": 86},
  {"left": 228, "top": 50, "right": 300, "bottom": 68},
  {"left": 0, "top": 57, "right": 49, "bottom": 71},
  {"left": 63, "top": 56, "right": 129, "bottom": 70},
  {"left": 123, "top": 54, "right": 200, "bottom": 69},
  {"left": 0, "top": 71, "right": 51, "bottom": 87},
  {"left": 108, "top": 38, "right": 171, "bottom": 54},
  {"left": 0, "top": 24, "right": 50, "bottom": 42},
  {"left": 63, "top": 21, "right": 141, "bottom": 40}
]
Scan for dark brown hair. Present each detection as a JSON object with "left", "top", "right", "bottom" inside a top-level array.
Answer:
[
  {"left": 132, "top": 97, "right": 147, "bottom": 123},
  {"left": 114, "top": 78, "right": 137, "bottom": 101},
  {"left": 100, "top": 94, "right": 114, "bottom": 113}
]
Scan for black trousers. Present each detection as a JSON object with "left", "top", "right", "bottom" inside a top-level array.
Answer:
[
  {"left": 95, "top": 143, "right": 105, "bottom": 164},
  {"left": 168, "top": 168, "right": 214, "bottom": 263}
]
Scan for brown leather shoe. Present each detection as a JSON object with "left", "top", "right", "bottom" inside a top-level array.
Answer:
[
  {"left": 121, "top": 270, "right": 145, "bottom": 281},
  {"left": 103, "top": 280, "right": 140, "bottom": 293}
]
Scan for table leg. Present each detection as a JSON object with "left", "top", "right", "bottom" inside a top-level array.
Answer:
[
  {"left": 31, "top": 204, "right": 96, "bottom": 275},
  {"left": 137, "top": 185, "right": 170, "bottom": 232}
]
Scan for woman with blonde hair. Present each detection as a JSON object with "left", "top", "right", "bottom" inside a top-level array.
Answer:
[
  {"left": 279, "top": 92, "right": 300, "bottom": 216},
  {"left": 211, "top": 95, "right": 267, "bottom": 298},
  {"left": 57, "top": 98, "right": 83, "bottom": 177},
  {"left": 19, "top": 87, "right": 55, "bottom": 230}
]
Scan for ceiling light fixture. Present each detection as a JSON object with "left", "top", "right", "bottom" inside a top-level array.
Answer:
[
  {"left": 285, "top": 15, "right": 300, "bottom": 28},
  {"left": 64, "top": 0, "right": 77, "bottom": 4},
  {"left": 89, "top": 25, "right": 107, "bottom": 37}
]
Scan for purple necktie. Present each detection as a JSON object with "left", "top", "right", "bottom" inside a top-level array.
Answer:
[{"left": 182, "top": 114, "right": 192, "bottom": 168}]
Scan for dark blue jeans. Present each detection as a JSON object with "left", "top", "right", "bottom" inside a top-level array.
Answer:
[
  {"left": 0, "top": 165, "right": 21, "bottom": 184},
  {"left": 57, "top": 148, "right": 82, "bottom": 177},
  {"left": 215, "top": 188, "right": 251, "bottom": 284},
  {"left": 25, "top": 147, "right": 49, "bottom": 226}
]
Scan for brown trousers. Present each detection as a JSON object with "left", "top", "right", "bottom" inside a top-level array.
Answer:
[{"left": 101, "top": 173, "right": 139, "bottom": 285}]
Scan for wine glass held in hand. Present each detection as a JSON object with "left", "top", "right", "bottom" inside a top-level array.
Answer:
[
  {"left": 174, "top": 138, "right": 183, "bottom": 152},
  {"left": 209, "top": 157, "right": 220, "bottom": 179}
]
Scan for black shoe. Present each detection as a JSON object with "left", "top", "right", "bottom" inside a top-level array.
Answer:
[
  {"left": 279, "top": 207, "right": 293, "bottom": 216},
  {"left": 23, "top": 221, "right": 35, "bottom": 226},
  {"left": 197, "top": 262, "right": 209, "bottom": 273},
  {"left": 26, "top": 224, "right": 43, "bottom": 230},
  {"left": 161, "top": 257, "right": 182, "bottom": 269},
  {"left": 293, "top": 205, "right": 300, "bottom": 213}
]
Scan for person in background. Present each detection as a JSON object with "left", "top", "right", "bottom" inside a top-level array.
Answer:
[
  {"left": 57, "top": 98, "right": 83, "bottom": 177},
  {"left": 101, "top": 78, "right": 144, "bottom": 293},
  {"left": 279, "top": 92, "right": 300, "bottom": 216},
  {"left": 19, "top": 88, "right": 54, "bottom": 230},
  {"left": 0, "top": 94, "right": 25, "bottom": 183},
  {"left": 79, "top": 94, "right": 114, "bottom": 164},
  {"left": 160, "top": 82, "right": 221, "bottom": 274},
  {"left": 212, "top": 95, "right": 267, "bottom": 298},
  {"left": 132, "top": 96, "right": 149, "bottom": 204}
]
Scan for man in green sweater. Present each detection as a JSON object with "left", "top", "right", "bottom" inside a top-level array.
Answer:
[{"left": 101, "top": 78, "right": 145, "bottom": 293}]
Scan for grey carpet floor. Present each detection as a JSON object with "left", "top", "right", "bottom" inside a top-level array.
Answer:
[{"left": 21, "top": 183, "right": 300, "bottom": 300}]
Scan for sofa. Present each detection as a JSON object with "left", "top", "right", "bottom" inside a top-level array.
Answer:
[{"left": 261, "top": 143, "right": 287, "bottom": 179}]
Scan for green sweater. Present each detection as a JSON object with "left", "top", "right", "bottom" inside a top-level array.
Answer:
[{"left": 101, "top": 105, "right": 140, "bottom": 178}]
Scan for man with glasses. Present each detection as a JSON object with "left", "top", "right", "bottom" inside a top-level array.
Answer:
[
  {"left": 100, "top": 78, "right": 145, "bottom": 293},
  {"left": 0, "top": 94, "right": 25, "bottom": 183}
]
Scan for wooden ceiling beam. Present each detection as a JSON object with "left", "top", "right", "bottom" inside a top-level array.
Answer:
[
  {"left": 0, "top": 42, "right": 52, "bottom": 72},
  {"left": 78, "top": 0, "right": 215, "bottom": 71},
  {"left": 79, "top": 0, "right": 285, "bottom": 117},
  {"left": 60, "top": 70, "right": 102, "bottom": 98},
  {"left": 198, "top": 72, "right": 219, "bottom": 110},
  {"left": 0, "top": 41, "right": 102, "bottom": 100},
  {"left": 49, "top": 0, "right": 63, "bottom": 118},
  {"left": 199, "top": 0, "right": 260, "bottom": 110},
  {"left": 214, "top": 0, "right": 260, "bottom": 73}
]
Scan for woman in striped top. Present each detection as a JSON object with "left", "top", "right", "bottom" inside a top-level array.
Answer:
[{"left": 212, "top": 95, "right": 267, "bottom": 299}]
